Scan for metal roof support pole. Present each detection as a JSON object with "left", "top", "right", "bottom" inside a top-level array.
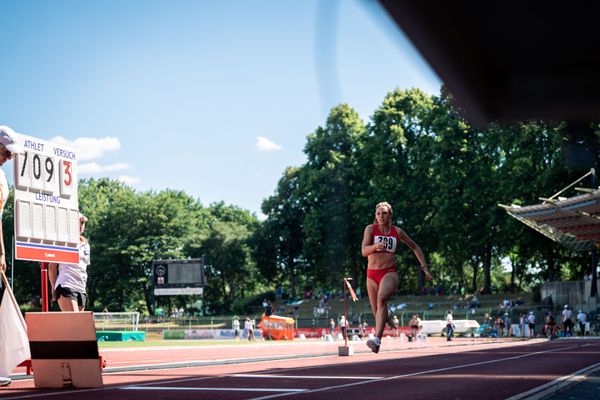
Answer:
[
  {"left": 592, "top": 172, "right": 598, "bottom": 298},
  {"left": 546, "top": 168, "right": 595, "bottom": 202}
]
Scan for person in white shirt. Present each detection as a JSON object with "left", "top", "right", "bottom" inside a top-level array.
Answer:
[
  {"left": 48, "top": 213, "right": 91, "bottom": 311},
  {"left": 244, "top": 317, "right": 254, "bottom": 341},
  {"left": 576, "top": 310, "right": 587, "bottom": 336},
  {"left": 446, "top": 310, "right": 454, "bottom": 341},
  {"left": 527, "top": 311, "right": 536, "bottom": 338},
  {"left": 232, "top": 316, "right": 241, "bottom": 340},
  {"left": 339, "top": 315, "right": 348, "bottom": 341},
  {"left": 0, "top": 126, "right": 25, "bottom": 387}
]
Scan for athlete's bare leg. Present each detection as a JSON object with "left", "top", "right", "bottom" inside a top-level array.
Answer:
[
  {"left": 367, "top": 272, "right": 399, "bottom": 339},
  {"left": 57, "top": 297, "right": 79, "bottom": 312}
]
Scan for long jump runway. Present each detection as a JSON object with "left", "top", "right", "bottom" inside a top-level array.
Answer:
[{"left": 1, "top": 338, "right": 599, "bottom": 400}]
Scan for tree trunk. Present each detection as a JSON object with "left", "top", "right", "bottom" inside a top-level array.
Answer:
[
  {"left": 510, "top": 260, "right": 516, "bottom": 293},
  {"left": 143, "top": 284, "right": 154, "bottom": 315},
  {"left": 483, "top": 243, "right": 492, "bottom": 294},
  {"left": 546, "top": 250, "right": 558, "bottom": 281},
  {"left": 471, "top": 263, "right": 478, "bottom": 294},
  {"left": 221, "top": 273, "right": 227, "bottom": 307},
  {"left": 290, "top": 260, "right": 297, "bottom": 300}
]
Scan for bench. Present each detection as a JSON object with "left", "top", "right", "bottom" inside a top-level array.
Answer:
[{"left": 420, "top": 319, "right": 480, "bottom": 336}]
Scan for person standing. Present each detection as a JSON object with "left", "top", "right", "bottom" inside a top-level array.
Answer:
[
  {"left": 329, "top": 318, "right": 335, "bottom": 335},
  {"left": 446, "top": 310, "right": 454, "bottom": 341},
  {"left": 339, "top": 315, "right": 347, "bottom": 341},
  {"left": 0, "top": 126, "right": 24, "bottom": 387},
  {"left": 409, "top": 314, "right": 419, "bottom": 339},
  {"left": 562, "top": 305, "right": 573, "bottom": 337},
  {"left": 518, "top": 313, "right": 525, "bottom": 337},
  {"left": 244, "top": 317, "right": 254, "bottom": 341},
  {"left": 576, "top": 310, "right": 587, "bottom": 336},
  {"left": 361, "top": 201, "right": 432, "bottom": 353},
  {"left": 232, "top": 316, "right": 240, "bottom": 340},
  {"left": 527, "top": 311, "right": 536, "bottom": 338},
  {"left": 392, "top": 315, "right": 400, "bottom": 338},
  {"left": 48, "top": 213, "right": 90, "bottom": 311}
]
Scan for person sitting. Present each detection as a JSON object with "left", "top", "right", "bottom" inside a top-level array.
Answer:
[
  {"left": 496, "top": 315, "right": 506, "bottom": 337},
  {"left": 544, "top": 313, "right": 558, "bottom": 338}
]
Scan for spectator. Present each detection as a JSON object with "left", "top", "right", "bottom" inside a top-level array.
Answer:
[
  {"left": 577, "top": 310, "right": 587, "bottom": 336},
  {"left": 409, "top": 314, "right": 419, "bottom": 339},
  {"left": 232, "top": 316, "right": 240, "bottom": 340},
  {"left": 562, "top": 305, "right": 573, "bottom": 337},
  {"left": 519, "top": 313, "right": 526, "bottom": 337},
  {"left": 544, "top": 312, "right": 558, "bottom": 338},
  {"left": 483, "top": 312, "right": 491, "bottom": 325},
  {"left": 245, "top": 317, "right": 254, "bottom": 341},
  {"left": 329, "top": 318, "right": 335, "bottom": 335},
  {"left": 392, "top": 315, "right": 400, "bottom": 338},
  {"left": 339, "top": 315, "right": 348, "bottom": 341},
  {"left": 446, "top": 310, "right": 454, "bottom": 341},
  {"left": 527, "top": 311, "right": 536, "bottom": 338},
  {"left": 0, "top": 126, "right": 24, "bottom": 387},
  {"left": 504, "top": 313, "right": 512, "bottom": 336}
]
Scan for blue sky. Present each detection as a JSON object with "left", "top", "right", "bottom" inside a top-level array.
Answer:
[{"left": 0, "top": 0, "right": 440, "bottom": 217}]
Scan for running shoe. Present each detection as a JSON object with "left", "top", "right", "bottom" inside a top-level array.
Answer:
[
  {"left": 366, "top": 337, "right": 381, "bottom": 353},
  {"left": 0, "top": 377, "right": 11, "bottom": 387}
]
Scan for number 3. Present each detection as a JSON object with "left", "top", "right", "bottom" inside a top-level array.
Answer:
[{"left": 62, "top": 160, "right": 72, "bottom": 186}]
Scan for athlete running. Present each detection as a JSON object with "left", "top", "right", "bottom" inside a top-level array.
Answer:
[{"left": 361, "top": 201, "right": 432, "bottom": 353}]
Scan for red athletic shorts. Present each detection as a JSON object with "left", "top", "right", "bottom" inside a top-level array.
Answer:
[{"left": 367, "top": 267, "right": 398, "bottom": 285}]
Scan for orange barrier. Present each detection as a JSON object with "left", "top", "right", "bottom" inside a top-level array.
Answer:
[{"left": 260, "top": 315, "right": 295, "bottom": 340}]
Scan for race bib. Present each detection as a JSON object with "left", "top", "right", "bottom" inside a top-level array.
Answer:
[{"left": 374, "top": 235, "right": 397, "bottom": 253}]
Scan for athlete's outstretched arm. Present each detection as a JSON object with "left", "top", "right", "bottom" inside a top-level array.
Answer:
[{"left": 396, "top": 227, "right": 433, "bottom": 280}]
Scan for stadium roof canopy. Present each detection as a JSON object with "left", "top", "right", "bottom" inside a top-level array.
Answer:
[
  {"left": 500, "top": 171, "right": 600, "bottom": 251},
  {"left": 378, "top": 1, "right": 600, "bottom": 126}
]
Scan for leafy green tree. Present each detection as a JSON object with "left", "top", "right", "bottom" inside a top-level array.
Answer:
[
  {"left": 191, "top": 202, "right": 260, "bottom": 313},
  {"left": 257, "top": 166, "right": 308, "bottom": 300},
  {"left": 301, "top": 104, "right": 366, "bottom": 288},
  {"left": 360, "top": 88, "right": 435, "bottom": 291}
]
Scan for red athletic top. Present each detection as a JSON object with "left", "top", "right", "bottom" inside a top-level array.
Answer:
[{"left": 372, "top": 224, "right": 399, "bottom": 254}]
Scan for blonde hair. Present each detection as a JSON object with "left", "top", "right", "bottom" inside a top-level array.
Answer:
[{"left": 373, "top": 201, "right": 393, "bottom": 223}]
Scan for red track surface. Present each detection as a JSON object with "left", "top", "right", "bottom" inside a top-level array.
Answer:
[{"left": 1, "top": 337, "right": 599, "bottom": 400}]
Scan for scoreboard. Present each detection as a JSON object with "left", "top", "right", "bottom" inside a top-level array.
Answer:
[
  {"left": 153, "top": 259, "right": 205, "bottom": 296},
  {"left": 13, "top": 133, "right": 80, "bottom": 264}
]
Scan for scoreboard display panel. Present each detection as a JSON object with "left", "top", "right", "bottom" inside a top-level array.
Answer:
[
  {"left": 153, "top": 259, "right": 205, "bottom": 296},
  {"left": 13, "top": 133, "right": 80, "bottom": 264}
]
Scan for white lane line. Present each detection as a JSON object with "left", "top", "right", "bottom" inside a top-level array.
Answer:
[
  {"left": 247, "top": 343, "right": 586, "bottom": 400},
  {"left": 121, "top": 386, "right": 307, "bottom": 393},
  {"left": 231, "top": 374, "right": 384, "bottom": 380},
  {"left": 506, "top": 362, "right": 600, "bottom": 400}
]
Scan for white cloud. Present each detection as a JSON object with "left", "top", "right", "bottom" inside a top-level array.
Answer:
[
  {"left": 50, "top": 136, "right": 121, "bottom": 161},
  {"left": 117, "top": 175, "right": 141, "bottom": 185},
  {"left": 79, "top": 162, "right": 131, "bottom": 174},
  {"left": 256, "top": 136, "right": 282, "bottom": 152},
  {"left": 256, "top": 211, "right": 267, "bottom": 221}
]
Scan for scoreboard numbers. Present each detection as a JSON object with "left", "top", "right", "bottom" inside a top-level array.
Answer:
[
  {"left": 15, "top": 152, "right": 30, "bottom": 190},
  {"left": 59, "top": 160, "right": 74, "bottom": 197},
  {"left": 13, "top": 133, "right": 80, "bottom": 263}
]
